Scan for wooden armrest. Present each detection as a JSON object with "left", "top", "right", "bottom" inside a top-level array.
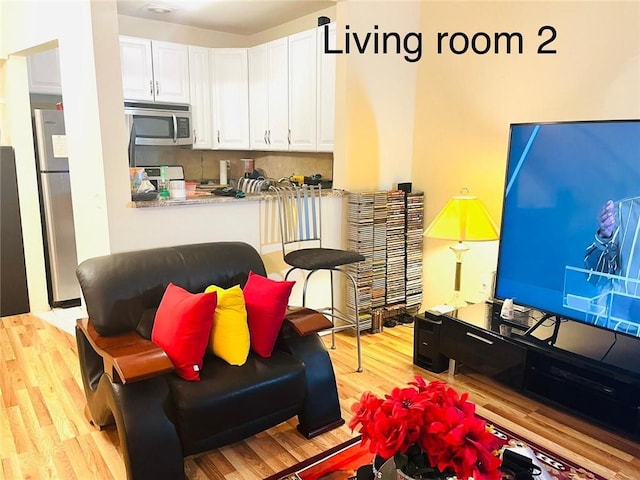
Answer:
[{"left": 77, "top": 318, "right": 174, "bottom": 384}]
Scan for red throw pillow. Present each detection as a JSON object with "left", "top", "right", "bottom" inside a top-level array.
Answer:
[
  {"left": 243, "top": 271, "right": 295, "bottom": 358},
  {"left": 151, "top": 283, "right": 218, "bottom": 381}
]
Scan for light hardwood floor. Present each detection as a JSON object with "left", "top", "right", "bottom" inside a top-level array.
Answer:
[{"left": 2, "top": 313, "right": 640, "bottom": 479}]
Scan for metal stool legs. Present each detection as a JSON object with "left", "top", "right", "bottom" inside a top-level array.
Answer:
[{"left": 286, "top": 267, "right": 362, "bottom": 373}]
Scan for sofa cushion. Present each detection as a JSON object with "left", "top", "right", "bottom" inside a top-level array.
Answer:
[
  {"left": 167, "top": 350, "right": 306, "bottom": 452},
  {"left": 136, "top": 307, "right": 158, "bottom": 339},
  {"left": 204, "top": 284, "right": 250, "bottom": 366},
  {"left": 243, "top": 271, "right": 295, "bottom": 358},
  {"left": 151, "top": 283, "right": 218, "bottom": 381}
]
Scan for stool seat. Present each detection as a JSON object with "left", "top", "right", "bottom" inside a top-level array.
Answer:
[{"left": 284, "top": 248, "right": 365, "bottom": 270}]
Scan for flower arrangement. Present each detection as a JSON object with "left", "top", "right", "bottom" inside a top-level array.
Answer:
[{"left": 348, "top": 376, "right": 504, "bottom": 480}]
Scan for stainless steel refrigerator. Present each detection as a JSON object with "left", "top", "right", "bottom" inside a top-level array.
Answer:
[{"left": 34, "top": 109, "right": 81, "bottom": 306}]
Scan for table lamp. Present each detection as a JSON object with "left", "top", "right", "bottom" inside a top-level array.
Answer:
[{"left": 424, "top": 190, "right": 499, "bottom": 307}]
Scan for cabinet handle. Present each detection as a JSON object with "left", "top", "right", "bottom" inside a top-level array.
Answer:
[
  {"left": 267, "top": 129, "right": 271, "bottom": 144},
  {"left": 264, "top": 130, "right": 267, "bottom": 144},
  {"left": 149, "top": 80, "right": 153, "bottom": 96},
  {"left": 288, "top": 129, "right": 291, "bottom": 144},
  {"left": 217, "top": 130, "right": 220, "bottom": 143},
  {"left": 466, "top": 332, "right": 494, "bottom": 345},
  {"left": 155, "top": 80, "right": 159, "bottom": 96},
  {"left": 193, "top": 129, "right": 197, "bottom": 143}
]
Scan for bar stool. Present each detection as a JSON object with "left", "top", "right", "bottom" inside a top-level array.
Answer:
[{"left": 271, "top": 185, "right": 366, "bottom": 372}]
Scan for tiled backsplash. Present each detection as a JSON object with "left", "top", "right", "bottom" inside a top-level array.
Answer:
[{"left": 134, "top": 146, "right": 333, "bottom": 184}]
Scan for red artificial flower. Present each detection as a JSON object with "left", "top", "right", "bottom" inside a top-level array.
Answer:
[
  {"left": 349, "top": 376, "right": 504, "bottom": 480},
  {"left": 348, "top": 391, "right": 383, "bottom": 439}
]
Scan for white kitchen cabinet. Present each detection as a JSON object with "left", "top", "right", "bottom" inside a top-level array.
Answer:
[
  {"left": 188, "top": 46, "right": 213, "bottom": 149},
  {"left": 288, "top": 28, "right": 318, "bottom": 151},
  {"left": 210, "top": 48, "right": 250, "bottom": 150},
  {"left": 316, "top": 23, "right": 336, "bottom": 152},
  {"left": 248, "top": 38, "right": 288, "bottom": 151},
  {"left": 120, "top": 36, "right": 190, "bottom": 104},
  {"left": 249, "top": 29, "right": 320, "bottom": 153},
  {"left": 120, "top": 37, "right": 154, "bottom": 101},
  {"left": 27, "top": 48, "right": 62, "bottom": 95},
  {"left": 248, "top": 44, "right": 269, "bottom": 150},
  {"left": 152, "top": 41, "right": 191, "bottom": 103}
]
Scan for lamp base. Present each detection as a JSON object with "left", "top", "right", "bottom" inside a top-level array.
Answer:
[{"left": 446, "top": 290, "right": 469, "bottom": 309}]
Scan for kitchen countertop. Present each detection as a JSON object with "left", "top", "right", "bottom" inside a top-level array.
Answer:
[{"left": 128, "top": 188, "right": 347, "bottom": 208}]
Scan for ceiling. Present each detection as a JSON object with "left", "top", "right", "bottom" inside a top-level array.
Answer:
[{"left": 116, "top": 0, "right": 336, "bottom": 36}]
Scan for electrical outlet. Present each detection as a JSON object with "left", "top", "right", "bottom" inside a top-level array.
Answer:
[
  {"left": 479, "top": 271, "right": 496, "bottom": 300},
  {"left": 479, "top": 274, "right": 490, "bottom": 296}
]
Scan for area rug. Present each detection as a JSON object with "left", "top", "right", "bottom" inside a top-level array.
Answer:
[{"left": 265, "top": 416, "right": 606, "bottom": 480}]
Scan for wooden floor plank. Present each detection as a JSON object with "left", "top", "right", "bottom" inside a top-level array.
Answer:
[
  {"left": 48, "top": 444, "right": 78, "bottom": 480},
  {"left": 1, "top": 456, "right": 22, "bottom": 480},
  {"left": 90, "top": 429, "right": 126, "bottom": 480},
  {"left": 1, "top": 312, "right": 640, "bottom": 479},
  {"left": 0, "top": 399, "right": 18, "bottom": 459},
  {"left": 76, "top": 433, "right": 117, "bottom": 480},
  {"left": 28, "top": 386, "right": 53, "bottom": 429}
]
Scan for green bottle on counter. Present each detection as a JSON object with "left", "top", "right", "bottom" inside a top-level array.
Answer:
[{"left": 158, "top": 166, "right": 170, "bottom": 199}]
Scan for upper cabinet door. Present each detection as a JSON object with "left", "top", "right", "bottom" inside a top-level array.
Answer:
[
  {"left": 211, "top": 48, "right": 250, "bottom": 150},
  {"left": 317, "top": 23, "right": 336, "bottom": 152},
  {"left": 288, "top": 28, "right": 317, "bottom": 152},
  {"left": 120, "top": 36, "right": 154, "bottom": 102},
  {"left": 152, "top": 41, "right": 190, "bottom": 104},
  {"left": 248, "top": 39, "right": 289, "bottom": 151},
  {"left": 27, "top": 48, "right": 62, "bottom": 95},
  {"left": 188, "top": 46, "right": 213, "bottom": 149},
  {"left": 266, "top": 38, "right": 289, "bottom": 151},
  {"left": 120, "top": 37, "right": 190, "bottom": 103},
  {"left": 248, "top": 43, "right": 270, "bottom": 150}
]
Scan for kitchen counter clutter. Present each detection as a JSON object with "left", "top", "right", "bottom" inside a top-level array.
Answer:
[{"left": 128, "top": 188, "right": 346, "bottom": 208}]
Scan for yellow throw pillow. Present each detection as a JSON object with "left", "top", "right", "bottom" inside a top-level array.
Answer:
[{"left": 204, "top": 284, "right": 250, "bottom": 366}]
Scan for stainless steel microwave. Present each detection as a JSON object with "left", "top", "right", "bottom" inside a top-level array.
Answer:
[{"left": 124, "top": 102, "right": 193, "bottom": 146}]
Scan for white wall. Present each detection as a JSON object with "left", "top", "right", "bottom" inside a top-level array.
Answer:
[
  {"left": 332, "top": 1, "right": 420, "bottom": 192},
  {"left": 2, "top": 54, "right": 49, "bottom": 309}
]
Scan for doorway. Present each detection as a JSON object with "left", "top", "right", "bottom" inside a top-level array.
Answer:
[{"left": 27, "top": 46, "right": 81, "bottom": 309}]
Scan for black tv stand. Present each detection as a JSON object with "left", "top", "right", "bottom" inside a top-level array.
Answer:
[{"left": 414, "top": 302, "right": 640, "bottom": 440}]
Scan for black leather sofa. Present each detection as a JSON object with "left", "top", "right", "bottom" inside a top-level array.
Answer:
[{"left": 75, "top": 241, "right": 344, "bottom": 480}]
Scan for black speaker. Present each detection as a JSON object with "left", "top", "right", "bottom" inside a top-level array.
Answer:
[
  {"left": 413, "top": 312, "right": 448, "bottom": 373},
  {"left": 397, "top": 182, "right": 412, "bottom": 193}
]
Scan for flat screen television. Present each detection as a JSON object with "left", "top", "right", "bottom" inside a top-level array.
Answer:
[{"left": 495, "top": 119, "right": 640, "bottom": 339}]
